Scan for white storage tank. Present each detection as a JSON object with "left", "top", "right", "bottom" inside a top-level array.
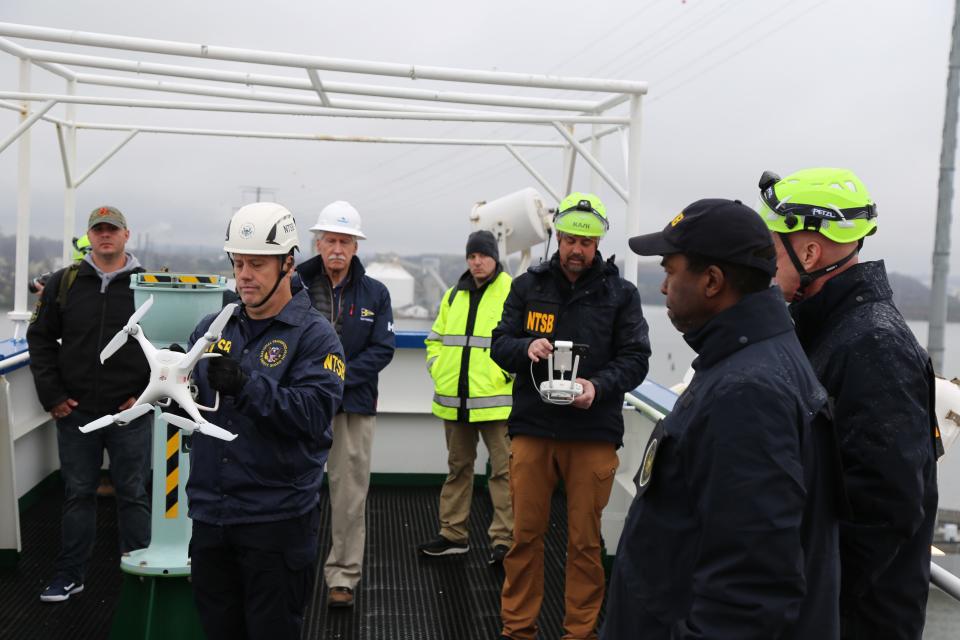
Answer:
[{"left": 366, "top": 261, "right": 415, "bottom": 309}]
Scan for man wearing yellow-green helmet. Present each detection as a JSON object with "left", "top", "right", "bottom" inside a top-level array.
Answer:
[
  {"left": 491, "top": 192, "right": 651, "bottom": 640},
  {"left": 758, "top": 168, "right": 940, "bottom": 639}
]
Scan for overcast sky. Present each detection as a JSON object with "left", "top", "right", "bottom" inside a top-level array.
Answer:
[{"left": 0, "top": 0, "right": 955, "bottom": 279}]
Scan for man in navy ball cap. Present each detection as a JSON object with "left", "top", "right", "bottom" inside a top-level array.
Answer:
[{"left": 602, "top": 198, "right": 840, "bottom": 639}]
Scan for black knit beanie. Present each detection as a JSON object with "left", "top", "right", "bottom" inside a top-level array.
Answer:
[{"left": 465, "top": 230, "right": 499, "bottom": 262}]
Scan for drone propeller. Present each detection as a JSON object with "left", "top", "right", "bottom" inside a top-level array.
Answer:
[
  {"left": 114, "top": 403, "right": 154, "bottom": 425},
  {"left": 100, "top": 296, "right": 156, "bottom": 363},
  {"left": 206, "top": 303, "right": 235, "bottom": 339},
  {"left": 162, "top": 412, "right": 237, "bottom": 442},
  {"left": 79, "top": 413, "right": 118, "bottom": 433},
  {"left": 78, "top": 403, "right": 154, "bottom": 434}
]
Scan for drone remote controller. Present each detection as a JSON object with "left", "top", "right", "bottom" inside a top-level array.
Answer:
[{"left": 539, "top": 340, "right": 584, "bottom": 405}]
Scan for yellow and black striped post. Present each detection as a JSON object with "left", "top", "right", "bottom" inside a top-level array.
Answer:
[
  {"left": 141, "top": 274, "right": 220, "bottom": 285},
  {"left": 165, "top": 424, "right": 180, "bottom": 519}
]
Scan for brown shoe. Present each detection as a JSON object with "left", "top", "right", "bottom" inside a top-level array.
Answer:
[{"left": 327, "top": 586, "right": 354, "bottom": 608}]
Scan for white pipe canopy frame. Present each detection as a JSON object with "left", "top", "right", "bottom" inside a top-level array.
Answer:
[{"left": 0, "top": 22, "right": 648, "bottom": 328}]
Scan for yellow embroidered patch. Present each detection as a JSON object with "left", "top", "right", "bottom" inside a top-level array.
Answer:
[
  {"left": 206, "top": 338, "right": 232, "bottom": 354},
  {"left": 324, "top": 353, "right": 346, "bottom": 380},
  {"left": 670, "top": 212, "right": 685, "bottom": 227}
]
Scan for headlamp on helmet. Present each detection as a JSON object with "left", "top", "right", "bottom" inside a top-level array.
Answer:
[
  {"left": 757, "top": 168, "right": 877, "bottom": 244},
  {"left": 554, "top": 192, "right": 609, "bottom": 238}
]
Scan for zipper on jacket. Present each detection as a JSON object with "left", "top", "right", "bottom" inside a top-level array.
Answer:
[
  {"left": 457, "top": 288, "right": 483, "bottom": 423},
  {"left": 93, "top": 283, "right": 109, "bottom": 414}
]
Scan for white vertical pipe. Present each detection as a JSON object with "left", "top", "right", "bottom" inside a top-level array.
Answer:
[
  {"left": 63, "top": 78, "right": 77, "bottom": 266},
  {"left": 562, "top": 125, "right": 576, "bottom": 198},
  {"left": 590, "top": 123, "right": 603, "bottom": 194},
  {"left": 929, "top": 0, "right": 960, "bottom": 373},
  {"left": 624, "top": 96, "right": 643, "bottom": 286},
  {"left": 10, "top": 58, "right": 32, "bottom": 333}
]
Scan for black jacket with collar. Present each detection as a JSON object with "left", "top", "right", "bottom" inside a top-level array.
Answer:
[
  {"left": 790, "top": 260, "right": 938, "bottom": 639},
  {"left": 490, "top": 252, "right": 650, "bottom": 445},
  {"left": 603, "top": 286, "right": 838, "bottom": 640},
  {"left": 27, "top": 258, "right": 149, "bottom": 415}
]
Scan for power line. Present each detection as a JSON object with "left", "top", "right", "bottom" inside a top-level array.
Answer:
[{"left": 650, "top": 0, "right": 830, "bottom": 102}]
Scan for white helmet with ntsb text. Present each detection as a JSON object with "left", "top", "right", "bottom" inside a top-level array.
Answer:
[
  {"left": 310, "top": 200, "right": 366, "bottom": 239},
  {"left": 224, "top": 202, "right": 300, "bottom": 255}
]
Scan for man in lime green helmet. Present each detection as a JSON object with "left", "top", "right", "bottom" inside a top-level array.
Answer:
[
  {"left": 758, "top": 168, "right": 940, "bottom": 639},
  {"left": 492, "top": 192, "right": 650, "bottom": 640}
]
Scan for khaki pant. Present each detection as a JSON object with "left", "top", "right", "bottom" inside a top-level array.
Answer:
[
  {"left": 500, "top": 435, "right": 618, "bottom": 640},
  {"left": 438, "top": 420, "right": 513, "bottom": 547},
  {"left": 323, "top": 412, "right": 375, "bottom": 590}
]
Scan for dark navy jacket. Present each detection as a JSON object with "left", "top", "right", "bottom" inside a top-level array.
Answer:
[
  {"left": 186, "top": 290, "right": 344, "bottom": 525},
  {"left": 790, "top": 261, "right": 939, "bottom": 639},
  {"left": 297, "top": 255, "right": 395, "bottom": 415},
  {"left": 603, "top": 287, "right": 839, "bottom": 640},
  {"left": 491, "top": 252, "right": 650, "bottom": 445}
]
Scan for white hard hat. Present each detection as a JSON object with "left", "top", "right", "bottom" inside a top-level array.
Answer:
[
  {"left": 310, "top": 200, "right": 366, "bottom": 239},
  {"left": 224, "top": 202, "right": 300, "bottom": 255}
]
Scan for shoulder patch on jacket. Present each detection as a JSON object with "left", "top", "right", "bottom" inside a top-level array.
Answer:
[{"left": 324, "top": 353, "right": 346, "bottom": 379}]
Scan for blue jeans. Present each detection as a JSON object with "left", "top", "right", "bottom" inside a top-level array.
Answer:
[{"left": 55, "top": 409, "right": 152, "bottom": 582}]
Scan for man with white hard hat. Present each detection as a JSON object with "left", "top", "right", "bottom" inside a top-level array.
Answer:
[
  {"left": 297, "top": 200, "right": 396, "bottom": 608},
  {"left": 187, "top": 202, "right": 345, "bottom": 639}
]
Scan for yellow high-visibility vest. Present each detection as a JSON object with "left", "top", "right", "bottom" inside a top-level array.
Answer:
[{"left": 426, "top": 271, "right": 513, "bottom": 422}]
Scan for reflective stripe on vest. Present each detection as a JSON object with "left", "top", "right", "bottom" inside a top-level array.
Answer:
[
  {"left": 434, "top": 334, "right": 492, "bottom": 348},
  {"left": 433, "top": 393, "right": 513, "bottom": 409}
]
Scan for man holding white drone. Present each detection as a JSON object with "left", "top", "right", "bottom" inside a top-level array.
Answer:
[
  {"left": 27, "top": 205, "right": 151, "bottom": 604},
  {"left": 491, "top": 192, "right": 650, "bottom": 640},
  {"left": 185, "top": 203, "right": 345, "bottom": 640}
]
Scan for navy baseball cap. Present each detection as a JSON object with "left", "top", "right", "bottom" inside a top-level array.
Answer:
[{"left": 628, "top": 198, "right": 777, "bottom": 276}]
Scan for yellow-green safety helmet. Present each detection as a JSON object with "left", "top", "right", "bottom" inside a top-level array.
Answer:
[
  {"left": 554, "top": 192, "right": 608, "bottom": 238},
  {"left": 758, "top": 168, "right": 877, "bottom": 244},
  {"left": 71, "top": 234, "right": 91, "bottom": 262}
]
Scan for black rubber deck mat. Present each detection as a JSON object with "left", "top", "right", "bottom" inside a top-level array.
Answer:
[
  {"left": 0, "top": 484, "right": 580, "bottom": 639},
  {"left": 0, "top": 486, "right": 123, "bottom": 640},
  {"left": 304, "top": 485, "right": 574, "bottom": 640}
]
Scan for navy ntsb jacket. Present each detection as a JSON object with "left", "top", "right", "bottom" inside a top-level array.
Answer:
[
  {"left": 297, "top": 255, "right": 395, "bottom": 415},
  {"left": 186, "top": 290, "right": 344, "bottom": 525},
  {"left": 491, "top": 253, "right": 650, "bottom": 446},
  {"left": 603, "top": 287, "right": 839, "bottom": 640}
]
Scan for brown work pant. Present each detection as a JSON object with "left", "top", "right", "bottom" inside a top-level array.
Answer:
[
  {"left": 438, "top": 420, "right": 513, "bottom": 547},
  {"left": 500, "top": 435, "right": 618, "bottom": 640}
]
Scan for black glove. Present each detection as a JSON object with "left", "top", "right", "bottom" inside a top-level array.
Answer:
[{"left": 207, "top": 351, "right": 249, "bottom": 397}]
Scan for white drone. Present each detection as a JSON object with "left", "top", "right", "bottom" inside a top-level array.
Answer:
[{"left": 79, "top": 295, "right": 239, "bottom": 441}]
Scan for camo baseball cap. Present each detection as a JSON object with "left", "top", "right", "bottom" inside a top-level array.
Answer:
[{"left": 87, "top": 205, "right": 127, "bottom": 230}]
